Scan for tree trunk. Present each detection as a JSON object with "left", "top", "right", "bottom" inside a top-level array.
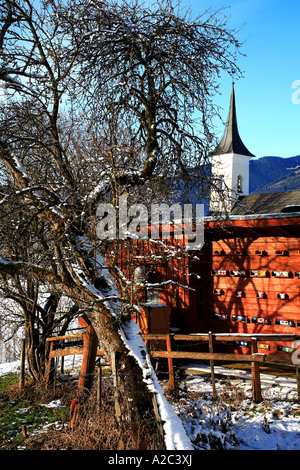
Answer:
[
  {"left": 24, "top": 317, "right": 41, "bottom": 381},
  {"left": 87, "top": 309, "right": 165, "bottom": 449}
]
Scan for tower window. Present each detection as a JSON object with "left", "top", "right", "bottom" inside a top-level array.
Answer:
[
  {"left": 237, "top": 175, "right": 242, "bottom": 192},
  {"left": 217, "top": 176, "right": 224, "bottom": 190}
]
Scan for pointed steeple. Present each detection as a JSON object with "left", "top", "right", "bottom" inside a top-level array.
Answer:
[{"left": 213, "top": 83, "right": 255, "bottom": 157}]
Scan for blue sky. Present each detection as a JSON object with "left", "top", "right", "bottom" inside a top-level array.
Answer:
[
  {"left": 1, "top": 0, "right": 298, "bottom": 159},
  {"left": 185, "top": 0, "right": 300, "bottom": 159}
]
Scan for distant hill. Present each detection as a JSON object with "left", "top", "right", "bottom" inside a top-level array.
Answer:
[{"left": 250, "top": 155, "right": 300, "bottom": 194}]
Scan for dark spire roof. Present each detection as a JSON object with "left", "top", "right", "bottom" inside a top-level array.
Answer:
[{"left": 213, "top": 83, "right": 255, "bottom": 157}]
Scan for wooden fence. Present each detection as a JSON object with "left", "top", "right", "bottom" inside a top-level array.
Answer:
[
  {"left": 142, "top": 332, "right": 300, "bottom": 402},
  {"left": 46, "top": 333, "right": 104, "bottom": 359},
  {"left": 45, "top": 329, "right": 105, "bottom": 389},
  {"left": 44, "top": 329, "right": 300, "bottom": 403}
]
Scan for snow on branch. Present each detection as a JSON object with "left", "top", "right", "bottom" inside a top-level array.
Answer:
[
  {"left": 0, "top": 186, "right": 65, "bottom": 218},
  {"left": 142, "top": 280, "right": 195, "bottom": 291},
  {"left": 0, "top": 143, "right": 65, "bottom": 219},
  {"left": 70, "top": 260, "right": 123, "bottom": 317},
  {"left": 0, "top": 256, "right": 58, "bottom": 283},
  {"left": 84, "top": 176, "right": 111, "bottom": 205}
]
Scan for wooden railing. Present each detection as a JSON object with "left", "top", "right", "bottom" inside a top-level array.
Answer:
[
  {"left": 45, "top": 330, "right": 105, "bottom": 389},
  {"left": 46, "top": 333, "right": 104, "bottom": 358},
  {"left": 45, "top": 329, "right": 300, "bottom": 403},
  {"left": 142, "top": 332, "right": 300, "bottom": 402}
]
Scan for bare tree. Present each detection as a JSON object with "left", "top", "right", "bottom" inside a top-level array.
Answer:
[
  {"left": 64, "top": 0, "right": 242, "bottom": 190},
  {"left": 0, "top": 0, "right": 243, "bottom": 448}
]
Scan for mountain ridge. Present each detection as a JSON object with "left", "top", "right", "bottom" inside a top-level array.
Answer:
[{"left": 249, "top": 155, "right": 300, "bottom": 194}]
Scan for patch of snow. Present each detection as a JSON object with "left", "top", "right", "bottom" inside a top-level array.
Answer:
[
  {"left": 0, "top": 360, "right": 20, "bottom": 375},
  {"left": 15, "top": 407, "right": 31, "bottom": 414},
  {"left": 170, "top": 372, "right": 300, "bottom": 450},
  {"left": 180, "top": 362, "right": 299, "bottom": 389},
  {"left": 41, "top": 399, "right": 65, "bottom": 409}
]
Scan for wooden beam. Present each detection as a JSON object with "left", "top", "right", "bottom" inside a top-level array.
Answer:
[
  {"left": 141, "top": 333, "right": 169, "bottom": 340},
  {"left": 264, "top": 354, "right": 295, "bottom": 365},
  {"left": 150, "top": 351, "right": 266, "bottom": 362},
  {"left": 142, "top": 333, "right": 300, "bottom": 342},
  {"left": 46, "top": 333, "right": 85, "bottom": 342},
  {"left": 175, "top": 334, "right": 300, "bottom": 342},
  {"left": 50, "top": 348, "right": 104, "bottom": 358}
]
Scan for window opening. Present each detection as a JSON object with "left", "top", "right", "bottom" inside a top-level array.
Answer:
[
  {"left": 237, "top": 175, "right": 242, "bottom": 192},
  {"left": 196, "top": 288, "right": 205, "bottom": 320}
]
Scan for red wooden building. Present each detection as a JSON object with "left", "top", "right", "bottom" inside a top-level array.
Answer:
[
  {"left": 116, "top": 209, "right": 300, "bottom": 355},
  {"left": 116, "top": 84, "right": 300, "bottom": 357},
  {"left": 206, "top": 210, "right": 300, "bottom": 354},
  {"left": 205, "top": 83, "right": 300, "bottom": 355}
]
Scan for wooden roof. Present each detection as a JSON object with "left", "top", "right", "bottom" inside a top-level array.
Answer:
[
  {"left": 205, "top": 213, "right": 300, "bottom": 241},
  {"left": 231, "top": 190, "right": 300, "bottom": 216}
]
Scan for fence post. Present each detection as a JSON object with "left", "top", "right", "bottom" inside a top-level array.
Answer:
[
  {"left": 78, "top": 324, "right": 98, "bottom": 391},
  {"left": 19, "top": 339, "right": 26, "bottom": 390},
  {"left": 296, "top": 364, "right": 300, "bottom": 401},
  {"left": 251, "top": 337, "right": 262, "bottom": 403},
  {"left": 208, "top": 332, "right": 217, "bottom": 400},
  {"left": 166, "top": 334, "right": 175, "bottom": 391},
  {"left": 97, "top": 359, "right": 102, "bottom": 407},
  {"left": 45, "top": 341, "right": 54, "bottom": 389},
  {"left": 111, "top": 351, "right": 125, "bottom": 450},
  {"left": 22, "top": 424, "right": 28, "bottom": 438},
  {"left": 60, "top": 340, "right": 64, "bottom": 375}
]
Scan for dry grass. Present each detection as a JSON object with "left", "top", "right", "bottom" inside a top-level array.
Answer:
[
  {"left": 216, "top": 377, "right": 247, "bottom": 410},
  {"left": 14, "top": 376, "right": 164, "bottom": 450}
]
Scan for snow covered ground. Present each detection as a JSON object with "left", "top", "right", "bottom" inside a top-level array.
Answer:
[
  {"left": 2, "top": 357, "right": 300, "bottom": 450},
  {"left": 169, "top": 363, "right": 300, "bottom": 450}
]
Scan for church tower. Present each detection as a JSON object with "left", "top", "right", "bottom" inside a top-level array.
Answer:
[{"left": 209, "top": 83, "right": 255, "bottom": 215}]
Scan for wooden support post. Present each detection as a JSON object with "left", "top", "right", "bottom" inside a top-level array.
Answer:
[
  {"left": 78, "top": 324, "right": 98, "bottom": 392},
  {"left": 19, "top": 339, "right": 26, "bottom": 390},
  {"left": 70, "top": 399, "right": 77, "bottom": 429},
  {"left": 166, "top": 334, "right": 175, "bottom": 391},
  {"left": 71, "top": 320, "right": 99, "bottom": 428},
  {"left": 97, "top": 359, "right": 102, "bottom": 407},
  {"left": 111, "top": 351, "right": 125, "bottom": 450},
  {"left": 45, "top": 341, "right": 54, "bottom": 389},
  {"left": 22, "top": 424, "right": 28, "bottom": 438},
  {"left": 60, "top": 356, "right": 64, "bottom": 375},
  {"left": 296, "top": 364, "right": 300, "bottom": 401},
  {"left": 251, "top": 338, "right": 262, "bottom": 403},
  {"left": 208, "top": 332, "right": 217, "bottom": 400},
  {"left": 60, "top": 340, "right": 64, "bottom": 375}
]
